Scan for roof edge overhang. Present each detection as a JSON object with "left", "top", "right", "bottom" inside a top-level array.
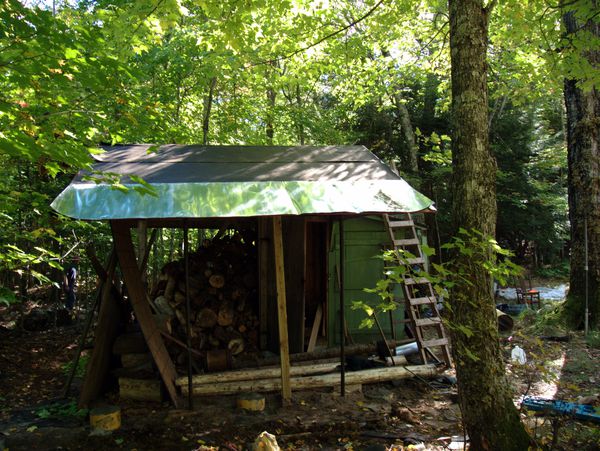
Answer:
[{"left": 51, "top": 180, "right": 435, "bottom": 221}]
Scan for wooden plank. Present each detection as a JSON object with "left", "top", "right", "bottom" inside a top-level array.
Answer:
[
  {"left": 240, "top": 341, "right": 407, "bottom": 368},
  {"left": 175, "top": 361, "right": 339, "bottom": 386},
  {"left": 79, "top": 253, "right": 120, "bottom": 408},
  {"left": 388, "top": 220, "right": 414, "bottom": 228},
  {"left": 306, "top": 304, "right": 323, "bottom": 352},
  {"left": 394, "top": 238, "right": 420, "bottom": 246},
  {"left": 137, "top": 220, "right": 147, "bottom": 270},
  {"left": 414, "top": 318, "right": 442, "bottom": 327},
  {"left": 119, "top": 377, "right": 162, "bottom": 402},
  {"left": 282, "top": 216, "right": 305, "bottom": 353},
  {"left": 408, "top": 296, "right": 437, "bottom": 306},
  {"left": 258, "top": 218, "right": 269, "bottom": 350},
  {"left": 111, "top": 220, "right": 182, "bottom": 408},
  {"left": 139, "top": 228, "right": 158, "bottom": 275},
  {"left": 422, "top": 338, "right": 449, "bottom": 348},
  {"left": 403, "top": 277, "right": 430, "bottom": 285},
  {"left": 272, "top": 216, "right": 292, "bottom": 403},
  {"left": 182, "top": 364, "right": 439, "bottom": 395}
]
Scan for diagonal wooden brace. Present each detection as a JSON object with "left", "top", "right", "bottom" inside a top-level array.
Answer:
[{"left": 111, "top": 220, "right": 182, "bottom": 408}]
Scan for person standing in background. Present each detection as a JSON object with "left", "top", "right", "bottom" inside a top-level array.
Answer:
[{"left": 63, "top": 257, "right": 78, "bottom": 310}]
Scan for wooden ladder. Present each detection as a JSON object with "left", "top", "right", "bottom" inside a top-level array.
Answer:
[{"left": 383, "top": 213, "right": 452, "bottom": 367}]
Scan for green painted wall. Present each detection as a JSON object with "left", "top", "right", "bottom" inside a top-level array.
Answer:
[{"left": 327, "top": 216, "right": 405, "bottom": 346}]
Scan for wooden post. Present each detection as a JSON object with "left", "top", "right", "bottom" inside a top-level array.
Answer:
[
  {"left": 78, "top": 251, "right": 120, "bottom": 407},
  {"left": 272, "top": 216, "right": 292, "bottom": 404},
  {"left": 339, "top": 218, "right": 345, "bottom": 397},
  {"left": 137, "top": 220, "right": 147, "bottom": 284},
  {"left": 258, "top": 218, "right": 269, "bottom": 349},
  {"left": 307, "top": 304, "right": 323, "bottom": 353},
  {"left": 183, "top": 224, "right": 193, "bottom": 409},
  {"left": 111, "top": 221, "right": 182, "bottom": 408}
]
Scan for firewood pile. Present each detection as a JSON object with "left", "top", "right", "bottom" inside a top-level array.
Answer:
[{"left": 149, "top": 231, "right": 259, "bottom": 367}]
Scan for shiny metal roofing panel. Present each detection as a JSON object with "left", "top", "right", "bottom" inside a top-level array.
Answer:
[
  {"left": 51, "top": 180, "right": 433, "bottom": 220},
  {"left": 78, "top": 161, "right": 398, "bottom": 183},
  {"left": 52, "top": 145, "right": 434, "bottom": 220},
  {"left": 95, "top": 144, "right": 375, "bottom": 163}
]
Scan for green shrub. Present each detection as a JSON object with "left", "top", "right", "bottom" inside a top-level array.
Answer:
[
  {"left": 520, "top": 301, "right": 567, "bottom": 336},
  {"left": 36, "top": 400, "right": 88, "bottom": 419},
  {"left": 534, "top": 261, "right": 569, "bottom": 280},
  {"left": 0, "top": 286, "right": 18, "bottom": 307},
  {"left": 585, "top": 330, "right": 600, "bottom": 349},
  {"left": 61, "top": 354, "right": 89, "bottom": 378}
]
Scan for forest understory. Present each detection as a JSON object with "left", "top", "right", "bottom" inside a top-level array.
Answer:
[{"left": 0, "top": 285, "right": 598, "bottom": 451}]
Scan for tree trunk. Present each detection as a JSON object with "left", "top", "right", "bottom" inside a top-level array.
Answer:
[
  {"left": 448, "top": 0, "right": 531, "bottom": 449},
  {"left": 382, "top": 49, "right": 419, "bottom": 175},
  {"left": 266, "top": 87, "right": 276, "bottom": 144},
  {"left": 391, "top": 92, "right": 419, "bottom": 174},
  {"left": 202, "top": 77, "right": 217, "bottom": 145},
  {"left": 562, "top": 4, "right": 600, "bottom": 329},
  {"left": 296, "top": 84, "right": 305, "bottom": 145}
]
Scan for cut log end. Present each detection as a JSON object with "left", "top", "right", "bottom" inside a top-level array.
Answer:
[{"left": 209, "top": 274, "right": 225, "bottom": 289}]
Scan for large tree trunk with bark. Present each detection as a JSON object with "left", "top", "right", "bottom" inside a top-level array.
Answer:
[
  {"left": 448, "top": 0, "right": 530, "bottom": 449},
  {"left": 562, "top": 4, "right": 600, "bottom": 329}
]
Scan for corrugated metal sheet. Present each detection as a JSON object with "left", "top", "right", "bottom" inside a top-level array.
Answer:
[{"left": 51, "top": 145, "right": 434, "bottom": 219}]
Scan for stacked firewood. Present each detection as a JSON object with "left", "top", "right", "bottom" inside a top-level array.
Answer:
[{"left": 150, "top": 231, "right": 259, "bottom": 363}]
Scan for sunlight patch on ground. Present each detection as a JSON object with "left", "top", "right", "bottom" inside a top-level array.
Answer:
[{"left": 534, "top": 352, "right": 566, "bottom": 399}]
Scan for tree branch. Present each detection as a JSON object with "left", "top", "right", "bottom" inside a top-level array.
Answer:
[{"left": 250, "top": 0, "right": 386, "bottom": 66}]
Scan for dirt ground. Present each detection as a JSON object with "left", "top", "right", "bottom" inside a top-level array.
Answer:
[{"left": 1, "top": 298, "right": 598, "bottom": 450}]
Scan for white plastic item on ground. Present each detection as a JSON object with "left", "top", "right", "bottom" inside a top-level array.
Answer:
[
  {"left": 511, "top": 345, "right": 527, "bottom": 364},
  {"left": 252, "top": 431, "right": 280, "bottom": 451}
]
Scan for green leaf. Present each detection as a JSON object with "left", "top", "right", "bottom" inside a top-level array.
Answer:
[
  {"left": 464, "top": 348, "right": 480, "bottom": 362},
  {"left": 421, "top": 244, "right": 436, "bottom": 257},
  {"left": 457, "top": 324, "right": 474, "bottom": 338}
]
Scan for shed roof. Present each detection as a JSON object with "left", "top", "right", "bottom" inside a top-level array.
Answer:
[{"left": 51, "top": 144, "right": 434, "bottom": 220}]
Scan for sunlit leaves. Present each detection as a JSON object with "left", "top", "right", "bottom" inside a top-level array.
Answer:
[{"left": 354, "top": 228, "right": 524, "bottom": 329}]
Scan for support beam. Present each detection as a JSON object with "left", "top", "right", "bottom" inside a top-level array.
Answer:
[
  {"left": 183, "top": 224, "right": 193, "bottom": 409},
  {"left": 258, "top": 218, "right": 269, "bottom": 349},
  {"left": 175, "top": 361, "right": 341, "bottom": 386},
  {"left": 307, "top": 304, "right": 323, "bottom": 353},
  {"left": 339, "top": 218, "right": 345, "bottom": 397},
  {"left": 272, "top": 216, "right": 292, "bottom": 404},
  {"left": 111, "top": 221, "right": 182, "bottom": 408},
  {"left": 78, "top": 251, "right": 119, "bottom": 407}
]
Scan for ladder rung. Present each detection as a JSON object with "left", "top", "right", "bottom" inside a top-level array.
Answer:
[
  {"left": 421, "top": 338, "right": 448, "bottom": 348},
  {"left": 394, "top": 238, "right": 420, "bottom": 246},
  {"left": 404, "top": 277, "right": 429, "bottom": 285},
  {"left": 389, "top": 220, "right": 414, "bottom": 228},
  {"left": 408, "top": 296, "right": 437, "bottom": 305},
  {"left": 406, "top": 257, "right": 425, "bottom": 265},
  {"left": 414, "top": 317, "right": 442, "bottom": 327}
]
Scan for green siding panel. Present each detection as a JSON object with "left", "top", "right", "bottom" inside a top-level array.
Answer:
[{"left": 328, "top": 216, "right": 405, "bottom": 346}]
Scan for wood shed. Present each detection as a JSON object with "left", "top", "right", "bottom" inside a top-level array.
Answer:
[{"left": 51, "top": 144, "right": 446, "bottom": 408}]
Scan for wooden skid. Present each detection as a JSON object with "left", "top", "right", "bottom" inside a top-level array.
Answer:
[
  {"left": 175, "top": 361, "right": 339, "bottom": 386},
  {"left": 181, "top": 364, "right": 440, "bottom": 395}
]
